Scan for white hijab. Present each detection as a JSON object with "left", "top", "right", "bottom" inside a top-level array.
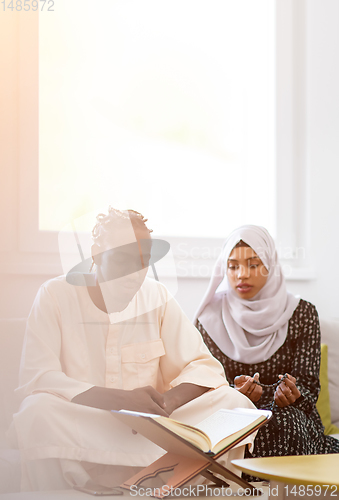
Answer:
[{"left": 194, "top": 225, "right": 300, "bottom": 364}]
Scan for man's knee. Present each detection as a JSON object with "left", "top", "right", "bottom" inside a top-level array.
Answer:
[{"left": 20, "top": 393, "right": 70, "bottom": 415}]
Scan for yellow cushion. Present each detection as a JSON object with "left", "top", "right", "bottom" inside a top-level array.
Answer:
[{"left": 317, "top": 344, "right": 339, "bottom": 435}]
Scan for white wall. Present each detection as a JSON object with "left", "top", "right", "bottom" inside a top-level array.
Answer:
[
  {"left": 285, "top": 0, "right": 339, "bottom": 319},
  {"left": 1, "top": 0, "right": 339, "bottom": 322}
]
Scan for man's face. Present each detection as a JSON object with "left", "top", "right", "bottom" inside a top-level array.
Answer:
[{"left": 95, "top": 225, "right": 152, "bottom": 311}]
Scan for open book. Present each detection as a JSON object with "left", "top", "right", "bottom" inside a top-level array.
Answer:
[{"left": 113, "top": 407, "right": 271, "bottom": 455}]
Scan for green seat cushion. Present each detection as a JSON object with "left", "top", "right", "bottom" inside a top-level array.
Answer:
[{"left": 317, "top": 344, "right": 339, "bottom": 435}]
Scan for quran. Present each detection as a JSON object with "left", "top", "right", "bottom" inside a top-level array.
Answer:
[{"left": 113, "top": 407, "right": 271, "bottom": 455}]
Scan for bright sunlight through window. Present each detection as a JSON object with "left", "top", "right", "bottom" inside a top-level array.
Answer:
[{"left": 39, "top": 0, "right": 276, "bottom": 238}]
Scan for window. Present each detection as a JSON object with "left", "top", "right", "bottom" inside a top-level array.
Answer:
[
  {"left": 17, "top": 1, "right": 312, "bottom": 279},
  {"left": 38, "top": 0, "right": 276, "bottom": 238}
]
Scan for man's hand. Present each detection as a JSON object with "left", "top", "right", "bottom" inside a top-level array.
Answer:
[
  {"left": 121, "top": 386, "right": 169, "bottom": 416},
  {"left": 72, "top": 385, "right": 169, "bottom": 416},
  {"left": 163, "top": 383, "right": 209, "bottom": 415},
  {"left": 274, "top": 374, "right": 301, "bottom": 407},
  {"left": 234, "top": 373, "right": 263, "bottom": 402}
]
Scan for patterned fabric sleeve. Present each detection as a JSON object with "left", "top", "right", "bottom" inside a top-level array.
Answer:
[{"left": 288, "top": 301, "right": 321, "bottom": 414}]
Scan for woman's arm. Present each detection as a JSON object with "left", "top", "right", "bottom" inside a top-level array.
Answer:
[
  {"left": 280, "top": 301, "right": 321, "bottom": 413},
  {"left": 196, "top": 320, "right": 262, "bottom": 403},
  {"left": 195, "top": 320, "right": 228, "bottom": 371}
]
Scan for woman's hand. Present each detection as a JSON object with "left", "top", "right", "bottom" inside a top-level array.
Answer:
[
  {"left": 274, "top": 374, "right": 301, "bottom": 407},
  {"left": 234, "top": 373, "right": 263, "bottom": 402}
]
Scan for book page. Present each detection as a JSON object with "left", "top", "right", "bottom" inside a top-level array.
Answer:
[{"left": 195, "top": 409, "right": 265, "bottom": 449}]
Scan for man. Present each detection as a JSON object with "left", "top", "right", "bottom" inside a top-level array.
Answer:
[{"left": 13, "top": 208, "right": 255, "bottom": 491}]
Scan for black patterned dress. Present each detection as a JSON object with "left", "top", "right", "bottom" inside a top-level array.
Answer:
[{"left": 196, "top": 299, "right": 339, "bottom": 477}]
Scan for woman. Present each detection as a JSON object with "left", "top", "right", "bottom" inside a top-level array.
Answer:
[{"left": 194, "top": 225, "right": 339, "bottom": 471}]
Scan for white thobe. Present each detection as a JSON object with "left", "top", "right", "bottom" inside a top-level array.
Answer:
[{"left": 13, "top": 276, "right": 255, "bottom": 490}]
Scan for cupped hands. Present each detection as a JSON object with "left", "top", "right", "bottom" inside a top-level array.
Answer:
[
  {"left": 274, "top": 373, "right": 301, "bottom": 407},
  {"left": 234, "top": 372, "right": 263, "bottom": 402}
]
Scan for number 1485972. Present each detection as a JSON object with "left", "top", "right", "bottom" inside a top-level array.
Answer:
[
  {"left": 284, "top": 485, "right": 338, "bottom": 497},
  {"left": 1, "top": 0, "right": 54, "bottom": 11}
]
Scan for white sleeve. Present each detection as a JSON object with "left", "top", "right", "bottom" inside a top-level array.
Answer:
[
  {"left": 16, "top": 284, "right": 94, "bottom": 402},
  {"left": 159, "top": 292, "right": 228, "bottom": 390}
]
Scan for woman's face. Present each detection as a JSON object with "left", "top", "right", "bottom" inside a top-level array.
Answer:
[{"left": 227, "top": 245, "right": 269, "bottom": 299}]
